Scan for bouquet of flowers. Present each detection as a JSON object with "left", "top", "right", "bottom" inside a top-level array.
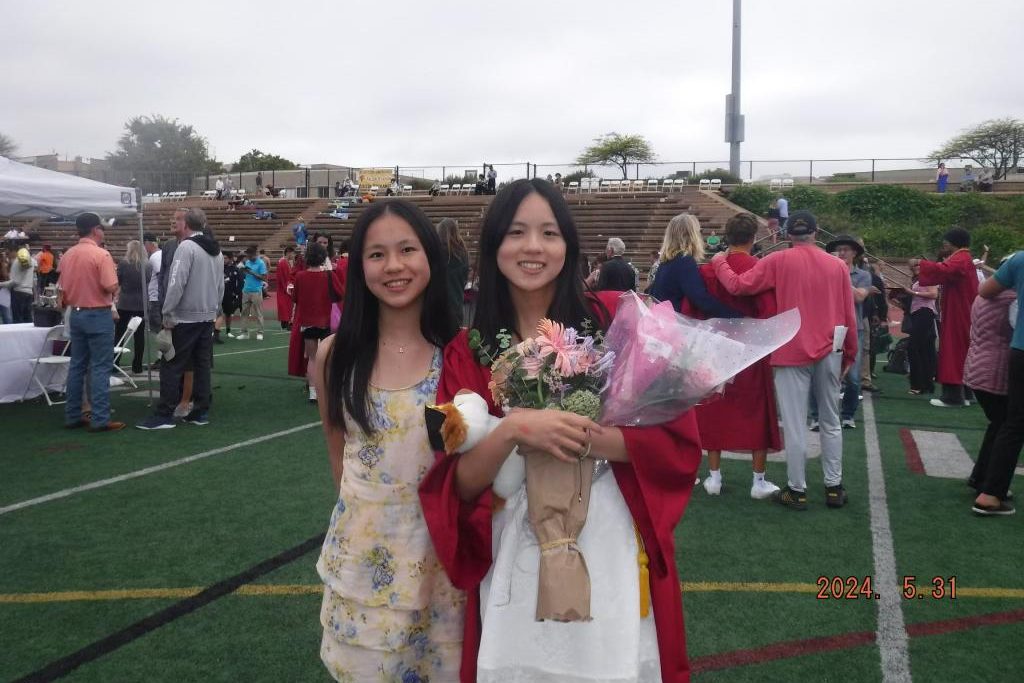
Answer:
[
  {"left": 467, "top": 319, "right": 614, "bottom": 622},
  {"left": 600, "top": 292, "right": 800, "bottom": 425}
]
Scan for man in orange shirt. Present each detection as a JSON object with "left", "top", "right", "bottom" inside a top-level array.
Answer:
[
  {"left": 37, "top": 244, "right": 56, "bottom": 288},
  {"left": 58, "top": 213, "right": 124, "bottom": 432}
]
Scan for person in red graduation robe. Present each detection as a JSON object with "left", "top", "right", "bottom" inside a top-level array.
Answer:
[
  {"left": 682, "top": 251, "right": 781, "bottom": 457},
  {"left": 275, "top": 248, "right": 295, "bottom": 329},
  {"left": 419, "top": 291, "right": 702, "bottom": 683},
  {"left": 911, "top": 228, "right": 979, "bottom": 406}
]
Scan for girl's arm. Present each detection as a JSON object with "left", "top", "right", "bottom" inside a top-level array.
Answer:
[{"left": 314, "top": 335, "right": 345, "bottom": 492}]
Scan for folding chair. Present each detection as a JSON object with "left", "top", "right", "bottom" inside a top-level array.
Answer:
[
  {"left": 402, "top": 185, "right": 413, "bottom": 195},
  {"left": 673, "top": 178, "right": 687, "bottom": 190},
  {"left": 647, "top": 179, "right": 659, "bottom": 192},
  {"left": 633, "top": 179, "right": 645, "bottom": 192},
  {"left": 568, "top": 181, "right": 580, "bottom": 194},
  {"left": 439, "top": 184, "right": 450, "bottom": 195},
  {"left": 22, "top": 325, "right": 71, "bottom": 405},
  {"left": 699, "top": 179, "right": 711, "bottom": 190},
  {"left": 710, "top": 179, "right": 722, "bottom": 190},
  {"left": 769, "top": 178, "right": 783, "bottom": 191},
  {"left": 782, "top": 178, "right": 795, "bottom": 189},
  {"left": 607, "top": 179, "right": 620, "bottom": 193},
  {"left": 112, "top": 316, "right": 143, "bottom": 389}
]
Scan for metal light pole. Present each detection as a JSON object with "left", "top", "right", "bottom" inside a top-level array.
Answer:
[{"left": 725, "top": 0, "right": 744, "bottom": 178}]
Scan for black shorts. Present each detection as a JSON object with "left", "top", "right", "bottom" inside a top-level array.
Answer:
[{"left": 301, "top": 326, "right": 330, "bottom": 340}]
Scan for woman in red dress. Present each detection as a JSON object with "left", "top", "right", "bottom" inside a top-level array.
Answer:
[
  {"left": 682, "top": 213, "right": 782, "bottom": 499},
  {"left": 288, "top": 242, "right": 336, "bottom": 402},
  {"left": 418, "top": 178, "right": 702, "bottom": 683}
]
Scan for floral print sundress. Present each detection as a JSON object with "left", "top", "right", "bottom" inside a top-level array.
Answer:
[{"left": 317, "top": 350, "right": 464, "bottom": 682}]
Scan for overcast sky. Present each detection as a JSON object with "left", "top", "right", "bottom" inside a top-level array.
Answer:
[{"left": 4, "top": 0, "right": 1023, "bottom": 178}]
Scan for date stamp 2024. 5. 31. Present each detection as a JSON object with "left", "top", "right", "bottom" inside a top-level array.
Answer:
[{"left": 815, "top": 575, "right": 958, "bottom": 600}]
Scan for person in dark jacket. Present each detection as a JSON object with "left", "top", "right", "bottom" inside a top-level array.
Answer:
[
  {"left": 436, "top": 217, "right": 470, "bottom": 326},
  {"left": 113, "top": 239, "right": 150, "bottom": 374},
  {"left": 595, "top": 237, "right": 639, "bottom": 292},
  {"left": 650, "top": 213, "right": 741, "bottom": 317}
]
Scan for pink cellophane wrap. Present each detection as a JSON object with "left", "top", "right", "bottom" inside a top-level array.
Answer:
[{"left": 600, "top": 291, "right": 800, "bottom": 426}]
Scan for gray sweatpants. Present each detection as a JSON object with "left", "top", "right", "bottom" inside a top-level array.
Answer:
[{"left": 774, "top": 352, "right": 844, "bottom": 491}]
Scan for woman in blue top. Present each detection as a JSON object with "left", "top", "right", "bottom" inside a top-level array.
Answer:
[{"left": 650, "top": 213, "right": 741, "bottom": 318}]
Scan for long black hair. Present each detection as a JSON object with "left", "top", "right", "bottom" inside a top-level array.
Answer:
[
  {"left": 472, "top": 178, "right": 605, "bottom": 351},
  {"left": 325, "top": 199, "right": 456, "bottom": 435}
]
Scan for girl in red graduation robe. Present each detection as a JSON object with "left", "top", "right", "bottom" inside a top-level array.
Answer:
[
  {"left": 680, "top": 214, "right": 782, "bottom": 499},
  {"left": 419, "top": 179, "right": 702, "bottom": 683},
  {"left": 911, "top": 228, "right": 979, "bottom": 407},
  {"left": 275, "top": 247, "right": 295, "bottom": 329}
]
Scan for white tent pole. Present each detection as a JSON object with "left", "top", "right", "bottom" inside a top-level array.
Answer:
[{"left": 135, "top": 187, "right": 154, "bottom": 406}]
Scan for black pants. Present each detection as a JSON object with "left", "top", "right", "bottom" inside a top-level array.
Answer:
[
  {"left": 157, "top": 322, "right": 214, "bottom": 417},
  {"left": 970, "top": 389, "right": 1008, "bottom": 487},
  {"left": 941, "top": 383, "right": 965, "bottom": 404},
  {"left": 11, "top": 290, "right": 33, "bottom": 323},
  {"left": 907, "top": 309, "right": 936, "bottom": 392},
  {"left": 114, "top": 309, "right": 146, "bottom": 373},
  {"left": 980, "top": 349, "right": 1024, "bottom": 499}
]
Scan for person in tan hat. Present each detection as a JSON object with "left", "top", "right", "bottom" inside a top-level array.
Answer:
[{"left": 1, "top": 246, "right": 36, "bottom": 323}]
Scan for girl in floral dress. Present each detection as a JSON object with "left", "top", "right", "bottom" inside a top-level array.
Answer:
[{"left": 312, "top": 200, "right": 462, "bottom": 682}]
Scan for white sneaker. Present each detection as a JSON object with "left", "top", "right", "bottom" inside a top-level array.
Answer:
[
  {"left": 239, "top": 332, "right": 250, "bottom": 340},
  {"left": 703, "top": 477, "right": 722, "bottom": 496},
  {"left": 842, "top": 419, "right": 857, "bottom": 429},
  {"left": 809, "top": 420, "right": 819, "bottom": 432},
  {"left": 256, "top": 333, "right": 264, "bottom": 341},
  {"left": 308, "top": 385, "right": 317, "bottom": 403},
  {"left": 226, "top": 332, "right": 238, "bottom": 339},
  {"left": 173, "top": 402, "right": 193, "bottom": 418},
  {"left": 751, "top": 478, "right": 781, "bottom": 500}
]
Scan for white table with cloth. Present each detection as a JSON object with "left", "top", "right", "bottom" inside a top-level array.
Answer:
[{"left": 0, "top": 323, "right": 68, "bottom": 403}]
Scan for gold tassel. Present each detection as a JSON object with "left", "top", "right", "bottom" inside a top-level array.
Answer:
[{"left": 633, "top": 524, "right": 650, "bottom": 618}]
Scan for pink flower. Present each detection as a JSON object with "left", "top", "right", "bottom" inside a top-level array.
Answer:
[{"left": 536, "top": 319, "right": 576, "bottom": 376}]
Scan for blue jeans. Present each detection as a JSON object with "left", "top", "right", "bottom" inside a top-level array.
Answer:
[
  {"left": 809, "top": 325, "right": 865, "bottom": 422},
  {"left": 66, "top": 309, "right": 115, "bottom": 427},
  {"left": 0, "top": 305, "right": 11, "bottom": 324}
]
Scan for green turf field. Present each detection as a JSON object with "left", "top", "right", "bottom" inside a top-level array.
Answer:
[{"left": 2, "top": 333, "right": 1022, "bottom": 682}]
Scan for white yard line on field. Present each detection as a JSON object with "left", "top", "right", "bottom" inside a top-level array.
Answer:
[{"left": 0, "top": 421, "right": 320, "bottom": 517}]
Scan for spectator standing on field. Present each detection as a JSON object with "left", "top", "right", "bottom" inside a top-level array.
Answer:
[
  {"left": 137, "top": 208, "right": 224, "bottom": 430},
  {"left": 58, "top": 212, "right": 123, "bottom": 432},
  {"left": 113, "top": 240, "right": 150, "bottom": 375},
  {"left": 712, "top": 211, "right": 858, "bottom": 510},
  {"left": 239, "top": 245, "right": 267, "bottom": 340},
  {"left": 596, "top": 237, "right": 639, "bottom": 292}
]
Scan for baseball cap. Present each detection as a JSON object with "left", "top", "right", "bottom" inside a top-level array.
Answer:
[
  {"left": 75, "top": 212, "right": 105, "bottom": 231},
  {"left": 786, "top": 210, "right": 818, "bottom": 235}
]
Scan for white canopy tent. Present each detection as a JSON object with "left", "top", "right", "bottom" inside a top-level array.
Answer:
[
  {"left": 0, "top": 156, "right": 138, "bottom": 219},
  {"left": 0, "top": 156, "right": 155, "bottom": 405}
]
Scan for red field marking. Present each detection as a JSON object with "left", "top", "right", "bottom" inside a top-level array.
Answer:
[
  {"left": 690, "top": 607, "right": 1024, "bottom": 673},
  {"left": 691, "top": 631, "right": 876, "bottom": 673},
  {"left": 899, "top": 428, "right": 925, "bottom": 474}
]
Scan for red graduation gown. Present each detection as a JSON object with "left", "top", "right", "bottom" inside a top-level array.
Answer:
[
  {"left": 418, "top": 295, "right": 702, "bottom": 683},
  {"left": 275, "top": 257, "right": 293, "bottom": 324},
  {"left": 286, "top": 261, "right": 347, "bottom": 377},
  {"left": 682, "top": 254, "right": 781, "bottom": 452},
  {"left": 918, "top": 249, "right": 978, "bottom": 385}
]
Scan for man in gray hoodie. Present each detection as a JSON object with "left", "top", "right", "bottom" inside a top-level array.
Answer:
[{"left": 137, "top": 207, "right": 224, "bottom": 430}]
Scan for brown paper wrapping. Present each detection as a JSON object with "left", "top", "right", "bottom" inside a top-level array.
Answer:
[{"left": 525, "top": 454, "right": 594, "bottom": 621}]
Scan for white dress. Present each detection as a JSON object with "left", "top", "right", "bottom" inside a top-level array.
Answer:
[{"left": 476, "top": 460, "right": 662, "bottom": 683}]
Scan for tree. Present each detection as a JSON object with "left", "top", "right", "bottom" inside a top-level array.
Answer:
[
  {"left": 0, "top": 132, "right": 16, "bottom": 157},
  {"left": 575, "top": 132, "right": 656, "bottom": 179},
  {"left": 231, "top": 149, "right": 297, "bottom": 173},
  {"left": 107, "top": 115, "right": 220, "bottom": 181},
  {"left": 930, "top": 118, "right": 1024, "bottom": 180}
]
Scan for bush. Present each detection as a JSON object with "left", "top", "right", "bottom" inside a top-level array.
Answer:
[
  {"left": 832, "top": 185, "right": 932, "bottom": 223},
  {"left": 726, "top": 185, "right": 773, "bottom": 214},
  {"left": 971, "top": 225, "right": 1023, "bottom": 261},
  {"left": 928, "top": 193, "right": 996, "bottom": 228},
  {"left": 692, "top": 167, "right": 743, "bottom": 184},
  {"left": 786, "top": 185, "right": 831, "bottom": 214},
  {"left": 562, "top": 169, "right": 597, "bottom": 186}
]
